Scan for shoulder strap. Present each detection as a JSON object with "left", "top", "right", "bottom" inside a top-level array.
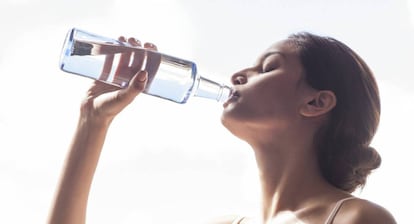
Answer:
[
  {"left": 324, "top": 197, "right": 355, "bottom": 224},
  {"left": 232, "top": 216, "right": 245, "bottom": 224}
]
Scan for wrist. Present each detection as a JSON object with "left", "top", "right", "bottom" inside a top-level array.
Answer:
[
  {"left": 78, "top": 113, "right": 113, "bottom": 130},
  {"left": 79, "top": 99, "right": 116, "bottom": 128}
]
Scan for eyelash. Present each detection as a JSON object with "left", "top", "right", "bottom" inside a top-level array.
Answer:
[{"left": 262, "top": 64, "right": 277, "bottom": 73}]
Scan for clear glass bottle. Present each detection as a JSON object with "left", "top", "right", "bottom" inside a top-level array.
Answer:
[{"left": 59, "top": 28, "right": 232, "bottom": 104}]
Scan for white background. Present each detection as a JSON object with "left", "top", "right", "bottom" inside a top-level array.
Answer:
[{"left": 0, "top": 0, "right": 413, "bottom": 223}]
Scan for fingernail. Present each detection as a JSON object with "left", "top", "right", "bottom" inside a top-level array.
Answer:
[
  {"left": 128, "top": 37, "right": 141, "bottom": 46},
  {"left": 144, "top": 42, "right": 157, "bottom": 50},
  {"left": 137, "top": 71, "right": 147, "bottom": 82}
]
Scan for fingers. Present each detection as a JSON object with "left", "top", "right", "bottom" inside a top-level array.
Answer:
[
  {"left": 143, "top": 42, "right": 161, "bottom": 87},
  {"left": 100, "top": 54, "right": 114, "bottom": 80},
  {"left": 115, "top": 36, "right": 132, "bottom": 74},
  {"left": 113, "top": 36, "right": 141, "bottom": 86},
  {"left": 128, "top": 38, "right": 146, "bottom": 75},
  {"left": 144, "top": 42, "right": 158, "bottom": 51},
  {"left": 104, "top": 35, "right": 159, "bottom": 90}
]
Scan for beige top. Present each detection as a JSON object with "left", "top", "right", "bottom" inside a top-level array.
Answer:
[{"left": 232, "top": 197, "right": 355, "bottom": 224}]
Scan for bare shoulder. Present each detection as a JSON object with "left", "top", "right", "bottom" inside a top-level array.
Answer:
[{"left": 335, "top": 198, "right": 396, "bottom": 224}]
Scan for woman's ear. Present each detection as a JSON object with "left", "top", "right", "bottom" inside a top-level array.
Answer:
[{"left": 300, "top": 90, "right": 336, "bottom": 117}]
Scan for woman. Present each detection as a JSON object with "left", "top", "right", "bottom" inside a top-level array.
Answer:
[{"left": 48, "top": 33, "right": 396, "bottom": 223}]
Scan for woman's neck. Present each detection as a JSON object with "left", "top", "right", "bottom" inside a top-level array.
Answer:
[{"left": 251, "top": 140, "right": 331, "bottom": 223}]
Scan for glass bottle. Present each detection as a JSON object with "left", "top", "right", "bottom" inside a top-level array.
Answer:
[{"left": 59, "top": 28, "right": 232, "bottom": 104}]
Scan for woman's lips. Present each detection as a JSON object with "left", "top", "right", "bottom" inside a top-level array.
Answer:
[
  {"left": 231, "top": 90, "right": 240, "bottom": 99},
  {"left": 223, "top": 90, "right": 240, "bottom": 107}
]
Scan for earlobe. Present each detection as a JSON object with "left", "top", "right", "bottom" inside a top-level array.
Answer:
[{"left": 300, "top": 90, "right": 336, "bottom": 117}]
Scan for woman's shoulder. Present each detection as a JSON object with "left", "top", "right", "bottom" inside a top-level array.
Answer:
[{"left": 334, "top": 197, "right": 396, "bottom": 224}]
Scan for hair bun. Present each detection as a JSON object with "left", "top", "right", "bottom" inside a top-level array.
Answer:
[
  {"left": 326, "top": 144, "right": 382, "bottom": 192},
  {"left": 357, "top": 145, "right": 381, "bottom": 170},
  {"left": 348, "top": 145, "right": 382, "bottom": 190}
]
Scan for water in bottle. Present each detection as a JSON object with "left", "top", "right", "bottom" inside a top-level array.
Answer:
[{"left": 59, "top": 28, "right": 232, "bottom": 104}]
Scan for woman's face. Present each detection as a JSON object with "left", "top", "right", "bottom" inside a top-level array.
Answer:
[{"left": 221, "top": 40, "right": 315, "bottom": 138}]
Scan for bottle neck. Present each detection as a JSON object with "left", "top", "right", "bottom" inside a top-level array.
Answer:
[{"left": 193, "top": 76, "right": 232, "bottom": 102}]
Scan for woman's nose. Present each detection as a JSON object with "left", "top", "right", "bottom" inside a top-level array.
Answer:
[{"left": 231, "top": 73, "right": 247, "bottom": 85}]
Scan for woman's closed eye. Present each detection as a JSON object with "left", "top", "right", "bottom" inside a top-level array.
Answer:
[
  {"left": 261, "top": 54, "right": 282, "bottom": 73},
  {"left": 262, "top": 62, "right": 280, "bottom": 73}
]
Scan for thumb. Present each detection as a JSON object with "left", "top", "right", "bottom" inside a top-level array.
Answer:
[
  {"left": 116, "top": 71, "right": 148, "bottom": 104},
  {"left": 130, "top": 70, "right": 148, "bottom": 92}
]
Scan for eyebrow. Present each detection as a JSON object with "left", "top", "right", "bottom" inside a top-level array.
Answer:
[
  {"left": 255, "top": 51, "right": 285, "bottom": 66},
  {"left": 261, "top": 51, "right": 285, "bottom": 60}
]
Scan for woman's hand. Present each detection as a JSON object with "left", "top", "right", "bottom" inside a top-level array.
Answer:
[
  {"left": 80, "top": 70, "right": 147, "bottom": 124},
  {"left": 81, "top": 37, "right": 159, "bottom": 124}
]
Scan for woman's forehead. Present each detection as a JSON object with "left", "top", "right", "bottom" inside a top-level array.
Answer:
[
  {"left": 256, "top": 40, "right": 299, "bottom": 64},
  {"left": 266, "top": 39, "right": 297, "bottom": 55}
]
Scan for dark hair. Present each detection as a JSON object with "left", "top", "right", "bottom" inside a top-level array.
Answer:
[{"left": 288, "top": 32, "right": 381, "bottom": 192}]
